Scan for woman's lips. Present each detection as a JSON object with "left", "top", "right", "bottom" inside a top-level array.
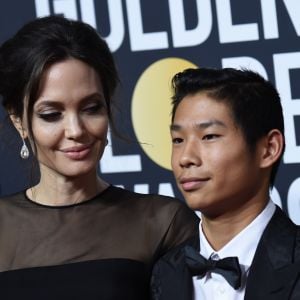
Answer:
[{"left": 61, "top": 144, "right": 92, "bottom": 160}]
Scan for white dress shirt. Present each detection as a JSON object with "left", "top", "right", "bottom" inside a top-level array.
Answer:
[{"left": 193, "top": 200, "right": 276, "bottom": 300}]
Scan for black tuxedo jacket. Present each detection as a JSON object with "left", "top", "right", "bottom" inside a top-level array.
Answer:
[{"left": 151, "top": 207, "right": 300, "bottom": 300}]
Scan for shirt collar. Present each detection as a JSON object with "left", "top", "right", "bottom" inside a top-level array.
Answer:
[{"left": 199, "top": 200, "right": 276, "bottom": 271}]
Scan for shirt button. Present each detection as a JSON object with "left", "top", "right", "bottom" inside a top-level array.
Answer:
[{"left": 217, "top": 285, "right": 226, "bottom": 294}]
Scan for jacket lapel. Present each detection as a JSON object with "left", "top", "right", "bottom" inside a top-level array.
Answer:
[
  {"left": 245, "top": 207, "right": 300, "bottom": 300},
  {"left": 151, "top": 235, "right": 199, "bottom": 300}
]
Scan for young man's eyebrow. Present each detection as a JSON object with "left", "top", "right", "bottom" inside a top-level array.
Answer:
[
  {"left": 170, "top": 120, "right": 227, "bottom": 131},
  {"left": 170, "top": 124, "right": 181, "bottom": 131},
  {"left": 196, "top": 120, "right": 227, "bottom": 129}
]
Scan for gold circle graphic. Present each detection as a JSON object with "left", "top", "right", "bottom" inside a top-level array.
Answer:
[{"left": 131, "top": 57, "right": 197, "bottom": 170}]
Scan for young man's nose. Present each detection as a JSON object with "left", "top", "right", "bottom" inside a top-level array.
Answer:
[{"left": 179, "top": 141, "right": 202, "bottom": 168}]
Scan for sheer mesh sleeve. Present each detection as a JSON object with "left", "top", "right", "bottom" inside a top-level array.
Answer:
[{"left": 157, "top": 201, "right": 199, "bottom": 256}]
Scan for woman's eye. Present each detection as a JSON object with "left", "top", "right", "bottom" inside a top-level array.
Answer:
[
  {"left": 172, "top": 137, "right": 183, "bottom": 144},
  {"left": 83, "top": 103, "right": 105, "bottom": 114},
  {"left": 37, "top": 112, "right": 61, "bottom": 122}
]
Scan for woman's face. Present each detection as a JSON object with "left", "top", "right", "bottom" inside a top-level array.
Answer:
[{"left": 30, "top": 58, "right": 108, "bottom": 178}]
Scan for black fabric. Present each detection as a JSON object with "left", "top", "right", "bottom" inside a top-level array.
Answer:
[
  {"left": 0, "top": 259, "right": 148, "bottom": 299},
  {"left": 0, "top": 185, "right": 199, "bottom": 299},
  {"left": 184, "top": 245, "right": 242, "bottom": 289}
]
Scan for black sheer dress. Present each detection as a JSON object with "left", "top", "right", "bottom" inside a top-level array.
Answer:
[{"left": 0, "top": 185, "right": 198, "bottom": 299}]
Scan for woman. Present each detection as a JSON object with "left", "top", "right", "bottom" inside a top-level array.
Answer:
[{"left": 0, "top": 16, "right": 198, "bottom": 299}]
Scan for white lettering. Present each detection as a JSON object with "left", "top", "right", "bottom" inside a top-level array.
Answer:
[
  {"left": 216, "top": 0, "right": 259, "bottom": 43},
  {"left": 35, "top": 0, "right": 50, "bottom": 17},
  {"left": 221, "top": 56, "right": 268, "bottom": 79},
  {"left": 115, "top": 185, "right": 125, "bottom": 189},
  {"left": 283, "top": 0, "right": 300, "bottom": 36},
  {"left": 261, "top": 0, "right": 279, "bottom": 39},
  {"left": 158, "top": 183, "right": 175, "bottom": 197},
  {"left": 79, "top": 0, "right": 97, "bottom": 28},
  {"left": 125, "top": 0, "right": 168, "bottom": 51},
  {"left": 273, "top": 52, "right": 300, "bottom": 163},
  {"left": 100, "top": 130, "right": 142, "bottom": 173},
  {"left": 169, "top": 0, "right": 212, "bottom": 47},
  {"left": 99, "top": 0, "right": 125, "bottom": 52},
  {"left": 134, "top": 184, "right": 149, "bottom": 194},
  {"left": 35, "top": 0, "right": 125, "bottom": 52},
  {"left": 53, "top": 0, "right": 78, "bottom": 19},
  {"left": 287, "top": 177, "right": 300, "bottom": 225}
]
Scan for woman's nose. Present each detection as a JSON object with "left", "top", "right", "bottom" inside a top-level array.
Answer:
[{"left": 64, "top": 114, "right": 85, "bottom": 140}]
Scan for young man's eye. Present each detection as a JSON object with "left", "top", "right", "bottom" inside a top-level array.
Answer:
[
  {"left": 37, "top": 112, "right": 61, "bottom": 122},
  {"left": 202, "top": 134, "right": 220, "bottom": 140},
  {"left": 172, "top": 137, "right": 183, "bottom": 144}
]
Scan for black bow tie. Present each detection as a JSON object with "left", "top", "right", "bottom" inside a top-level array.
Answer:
[{"left": 184, "top": 245, "right": 242, "bottom": 289}]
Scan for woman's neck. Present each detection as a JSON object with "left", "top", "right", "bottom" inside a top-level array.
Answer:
[{"left": 27, "top": 167, "right": 109, "bottom": 206}]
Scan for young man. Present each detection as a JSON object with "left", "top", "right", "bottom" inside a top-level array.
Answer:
[{"left": 151, "top": 68, "right": 300, "bottom": 300}]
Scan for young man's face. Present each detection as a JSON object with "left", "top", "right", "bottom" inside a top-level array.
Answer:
[{"left": 171, "top": 92, "right": 264, "bottom": 217}]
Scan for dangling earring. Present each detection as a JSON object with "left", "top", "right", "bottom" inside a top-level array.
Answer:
[{"left": 20, "top": 138, "right": 29, "bottom": 159}]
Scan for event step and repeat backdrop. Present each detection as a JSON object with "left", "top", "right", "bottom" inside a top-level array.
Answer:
[{"left": 0, "top": 0, "right": 299, "bottom": 222}]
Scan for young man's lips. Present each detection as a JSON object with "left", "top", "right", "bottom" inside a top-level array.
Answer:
[{"left": 179, "top": 178, "right": 210, "bottom": 191}]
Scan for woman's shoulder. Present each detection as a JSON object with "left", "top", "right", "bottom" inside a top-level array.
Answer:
[
  {"left": 107, "top": 185, "right": 186, "bottom": 208},
  {"left": 0, "top": 191, "right": 29, "bottom": 217},
  {"left": 0, "top": 191, "right": 26, "bottom": 205},
  {"left": 106, "top": 185, "right": 198, "bottom": 223}
]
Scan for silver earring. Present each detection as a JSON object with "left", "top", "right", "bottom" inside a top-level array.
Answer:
[{"left": 20, "top": 138, "right": 29, "bottom": 159}]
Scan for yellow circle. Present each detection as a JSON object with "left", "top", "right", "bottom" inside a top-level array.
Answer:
[{"left": 131, "top": 57, "right": 197, "bottom": 170}]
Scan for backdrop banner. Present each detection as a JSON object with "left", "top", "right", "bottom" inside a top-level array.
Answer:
[{"left": 0, "top": 0, "right": 299, "bottom": 223}]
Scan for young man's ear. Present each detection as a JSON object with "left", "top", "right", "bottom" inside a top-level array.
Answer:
[
  {"left": 9, "top": 114, "right": 28, "bottom": 139},
  {"left": 259, "top": 129, "right": 284, "bottom": 169}
]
